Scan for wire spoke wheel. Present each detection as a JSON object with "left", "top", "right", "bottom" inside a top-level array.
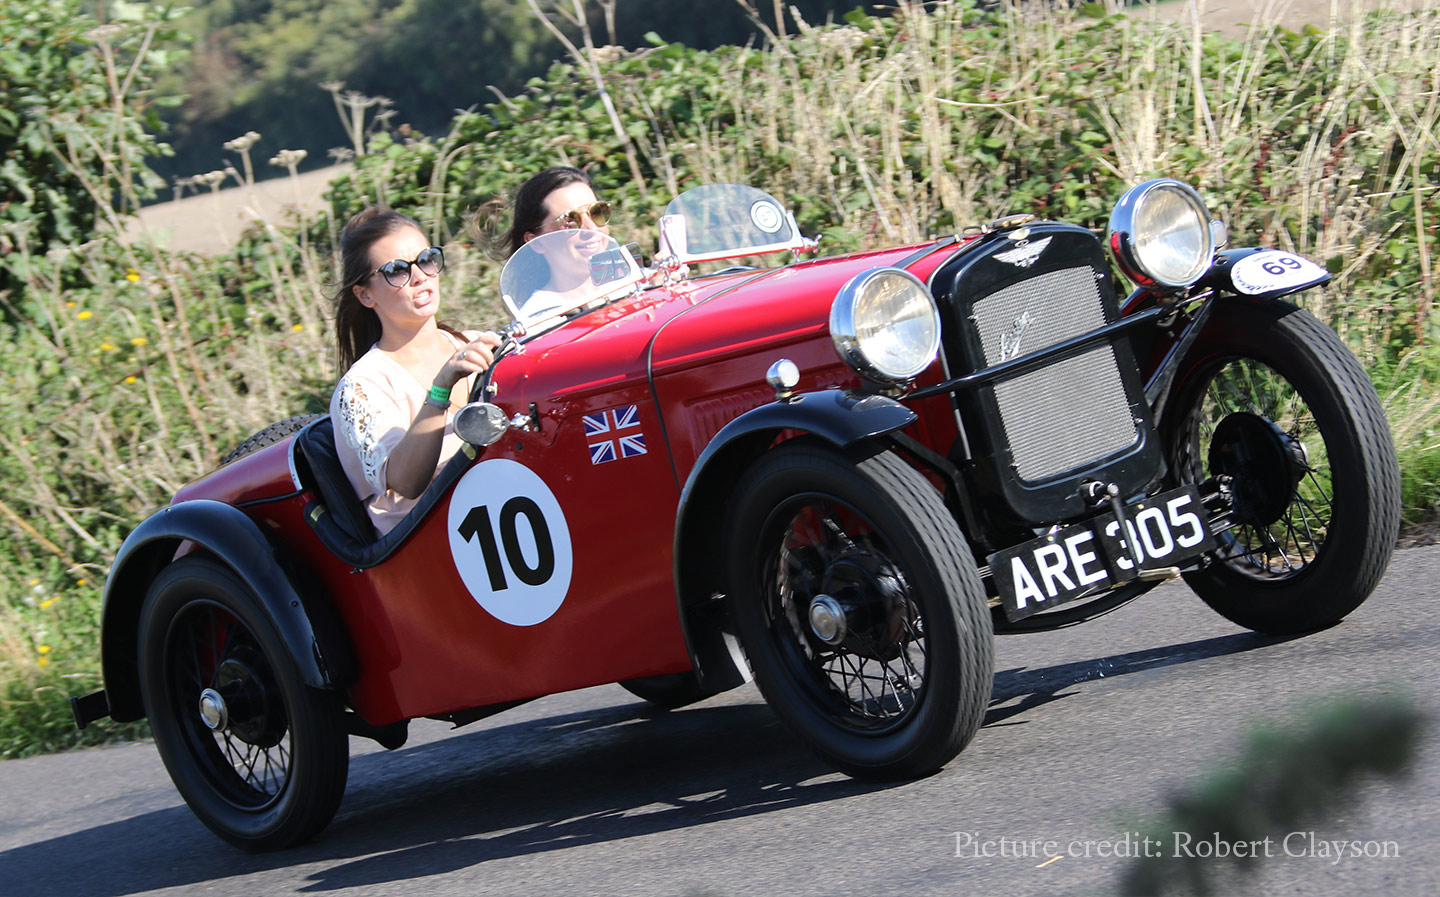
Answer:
[
  {"left": 765, "top": 497, "right": 927, "bottom": 733},
  {"left": 725, "top": 443, "right": 991, "bottom": 780},
  {"left": 1164, "top": 298, "right": 1400, "bottom": 634},
  {"left": 1176, "top": 357, "right": 1333, "bottom": 580},
  {"left": 166, "top": 601, "right": 294, "bottom": 809},
  {"left": 140, "top": 557, "right": 348, "bottom": 850}
]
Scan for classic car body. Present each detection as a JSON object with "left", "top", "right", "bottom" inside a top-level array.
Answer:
[{"left": 74, "top": 181, "right": 1401, "bottom": 850}]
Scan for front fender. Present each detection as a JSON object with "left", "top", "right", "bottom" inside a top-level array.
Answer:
[
  {"left": 1125, "top": 248, "right": 1332, "bottom": 318},
  {"left": 1198, "top": 248, "right": 1332, "bottom": 300},
  {"left": 671, "top": 389, "right": 916, "bottom": 690},
  {"left": 100, "top": 499, "right": 354, "bottom": 722}
]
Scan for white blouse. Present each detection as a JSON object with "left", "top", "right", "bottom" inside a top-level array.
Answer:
[{"left": 329, "top": 335, "right": 472, "bottom": 536}]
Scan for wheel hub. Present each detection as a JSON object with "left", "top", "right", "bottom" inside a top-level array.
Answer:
[
  {"left": 814, "top": 556, "right": 908, "bottom": 661},
  {"left": 198, "top": 688, "right": 228, "bottom": 731},
  {"left": 1208, "top": 411, "right": 1307, "bottom": 526},
  {"left": 808, "top": 594, "right": 847, "bottom": 645},
  {"left": 207, "top": 651, "right": 285, "bottom": 748}
]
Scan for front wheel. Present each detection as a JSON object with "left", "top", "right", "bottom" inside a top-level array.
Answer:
[
  {"left": 138, "top": 557, "right": 349, "bottom": 850},
  {"left": 724, "top": 442, "right": 993, "bottom": 780},
  {"left": 1164, "top": 298, "right": 1401, "bottom": 634}
]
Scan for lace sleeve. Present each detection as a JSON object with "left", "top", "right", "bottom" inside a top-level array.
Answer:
[{"left": 333, "top": 375, "right": 393, "bottom": 496}]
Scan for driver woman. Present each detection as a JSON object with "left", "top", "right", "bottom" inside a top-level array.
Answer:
[{"left": 329, "top": 206, "right": 501, "bottom": 536}]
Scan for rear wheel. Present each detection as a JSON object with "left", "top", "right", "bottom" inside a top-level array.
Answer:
[
  {"left": 724, "top": 442, "right": 992, "bottom": 780},
  {"left": 138, "top": 557, "right": 348, "bottom": 850},
  {"left": 1164, "top": 298, "right": 1400, "bottom": 634},
  {"left": 222, "top": 413, "right": 326, "bottom": 465}
]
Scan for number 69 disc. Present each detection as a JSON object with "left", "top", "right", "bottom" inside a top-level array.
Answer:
[{"left": 447, "top": 459, "right": 574, "bottom": 626}]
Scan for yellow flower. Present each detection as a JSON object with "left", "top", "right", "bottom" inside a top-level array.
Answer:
[
  {"left": 124, "top": 375, "right": 138, "bottom": 384},
  {"left": 40, "top": 597, "right": 60, "bottom": 609},
  {"left": 291, "top": 323, "right": 304, "bottom": 332},
  {"left": 66, "top": 301, "right": 76, "bottom": 308},
  {"left": 130, "top": 337, "right": 148, "bottom": 347},
  {"left": 37, "top": 656, "right": 49, "bottom": 668},
  {"left": 101, "top": 343, "right": 117, "bottom": 352},
  {"left": 37, "top": 645, "right": 51, "bottom": 655},
  {"left": 77, "top": 310, "right": 93, "bottom": 321},
  {"left": 76, "top": 579, "right": 86, "bottom": 586},
  {"left": 125, "top": 268, "right": 140, "bottom": 283},
  {"left": 28, "top": 578, "right": 39, "bottom": 587}
]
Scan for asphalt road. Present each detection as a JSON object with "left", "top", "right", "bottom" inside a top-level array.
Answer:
[{"left": 2, "top": 545, "right": 1437, "bottom": 897}]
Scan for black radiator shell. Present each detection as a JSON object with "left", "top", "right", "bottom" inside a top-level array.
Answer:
[{"left": 929, "top": 223, "right": 1163, "bottom": 526}]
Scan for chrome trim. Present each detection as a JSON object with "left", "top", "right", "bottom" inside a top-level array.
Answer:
[
  {"left": 829, "top": 267, "right": 941, "bottom": 384},
  {"left": 1106, "top": 179, "right": 1214, "bottom": 290}
]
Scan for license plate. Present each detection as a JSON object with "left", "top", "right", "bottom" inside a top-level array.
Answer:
[{"left": 988, "top": 486, "right": 1215, "bottom": 622}]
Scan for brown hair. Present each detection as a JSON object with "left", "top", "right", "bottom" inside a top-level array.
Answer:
[
  {"left": 477, "top": 166, "right": 596, "bottom": 262},
  {"left": 331, "top": 207, "right": 426, "bottom": 371}
]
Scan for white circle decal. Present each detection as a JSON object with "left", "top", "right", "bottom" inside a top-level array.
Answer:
[
  {"left": 1230, "top": 250, "right": 1327, "bottom": 295},
  {"left": 447, "top": 459, "right": 573, "bottom": 626},
  {"left": 750, "top": 200, "right": 784, "bottom": 234}
]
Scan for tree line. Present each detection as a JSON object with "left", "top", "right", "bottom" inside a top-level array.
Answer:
[{"left": 142, "top": 0, "right": 874, "bottom": 188}]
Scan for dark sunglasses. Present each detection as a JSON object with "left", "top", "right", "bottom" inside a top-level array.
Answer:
[
  {"left": 550, "top": 200, "right": 612, "bottom": 230},
  {"left": 366, "top": 246, "right": 445, "bottom": 288}
]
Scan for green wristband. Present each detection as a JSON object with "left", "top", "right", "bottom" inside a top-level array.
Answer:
[{"left": 424, "top": 383, "right": 451, "bottom": 409}]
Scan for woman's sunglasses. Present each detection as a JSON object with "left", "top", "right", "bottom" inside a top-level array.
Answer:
[
  {"left": 367, "top": 246, "right": 445, "bottom": 288},
  {"left": 550, "top": 201, "right": 612, "bottom": 230}
]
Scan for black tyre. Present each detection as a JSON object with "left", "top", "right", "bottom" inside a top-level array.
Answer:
[
  {"left": 619, "top": 672, "right": 715, "bottom": 709},
  {"left": 138, "top": 557, "right": 349, "bottom": 850},
  {"left": 221, "top": 413, "right": 326, "bottom": 465},
  {"left": 1164, "top": 298, "right": 1401, "bottom": 634},
  {"left": 724, "top": 442, "right": 993, "bottom": 780}
]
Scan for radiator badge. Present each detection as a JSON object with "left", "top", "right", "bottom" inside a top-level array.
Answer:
[
  {"left": 999, "top": 310, "right": 1033, "bottom": 361},
  {"left": 994, "top": 236, "right": 1052, "bottom": 269}
]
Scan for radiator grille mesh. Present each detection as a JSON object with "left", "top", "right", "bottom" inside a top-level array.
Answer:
[{"left": 970, "top": 266, "right": 1138, "bottom": 480}]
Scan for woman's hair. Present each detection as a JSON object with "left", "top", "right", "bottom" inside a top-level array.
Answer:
[
  {"left": 331, "top": 206, "right": 425, "bottom": 371},
  {"left": 495, "top": 166, "right": 595, "bottom": 260}
]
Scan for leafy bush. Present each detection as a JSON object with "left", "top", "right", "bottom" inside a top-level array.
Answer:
[{"left": 0, "top": 0, "right": 182, "bottom": 291}]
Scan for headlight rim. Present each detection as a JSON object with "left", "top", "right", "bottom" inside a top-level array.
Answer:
[
  {"left": 829, "top": 266, "right": 942, "bottom": 385},
  {"left": 1107, "top": 178, "right": 1215, "bottom": 291}
]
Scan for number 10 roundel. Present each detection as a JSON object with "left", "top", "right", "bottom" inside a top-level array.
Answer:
[{"left": 446, "top": 459, "right": 574, "bottom": 626}]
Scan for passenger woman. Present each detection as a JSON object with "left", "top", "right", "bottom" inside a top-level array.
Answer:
[
  {"left": 478, "top": 165, "right": 616, "bottom": 317},
  {"left": 329, "top": 207, "right": 501, "bottom": 535},
  {"left": 495, "top": 165, "right": 612, "bottom": 259}
]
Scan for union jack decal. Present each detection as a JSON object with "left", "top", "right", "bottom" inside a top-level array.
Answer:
[{"left": 584, "top": 404, "right": 647, "bottom": 465}]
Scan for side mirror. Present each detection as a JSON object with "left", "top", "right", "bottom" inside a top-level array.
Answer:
[{"left": 453, "top": 402, "right": 509, "bottom": 446}]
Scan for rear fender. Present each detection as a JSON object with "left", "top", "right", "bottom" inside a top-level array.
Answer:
[
  {"left": 100, "top": 499, "right": 355, "bottom": 722},
  {"left": 671, "top": 390, "right": 916, "bottom": 690}
]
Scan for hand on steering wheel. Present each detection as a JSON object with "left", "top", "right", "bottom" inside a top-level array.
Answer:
[{"left": 436, "top": 332, "right": 502, "bottom": 390}]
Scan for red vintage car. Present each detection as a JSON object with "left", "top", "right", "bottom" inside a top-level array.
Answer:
[{"left": 72, "top": 182, "right": 1400, "bottom": 850}]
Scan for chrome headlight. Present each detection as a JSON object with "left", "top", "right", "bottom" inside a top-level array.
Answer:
[
  {"left": 830, "top": 268, "right": 941, "bottom": 384},
  {"left": 1107, "top": 179, "right": 1214, "bottom": 289}
]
